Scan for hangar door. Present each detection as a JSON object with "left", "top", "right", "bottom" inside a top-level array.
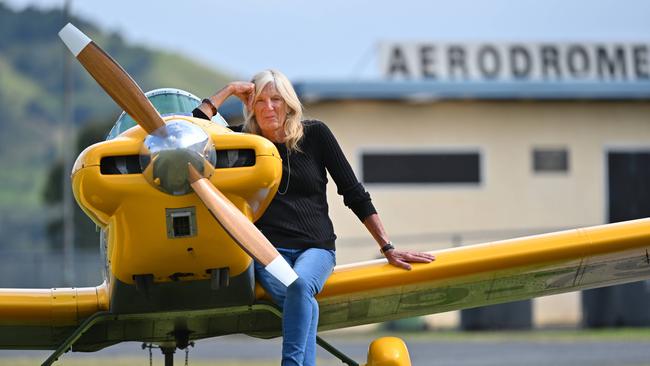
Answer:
[{"left": 582, "top": 151, "right": 650, "bottom": 327}]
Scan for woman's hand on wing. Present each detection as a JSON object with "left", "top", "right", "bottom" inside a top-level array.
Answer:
[{"left": 384, "top": 249, "right": 435, "bottom": 270}]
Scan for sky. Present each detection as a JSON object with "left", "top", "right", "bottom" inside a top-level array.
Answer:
[{"left": 5, "top": 0, "right": 650, "bottom": 81}]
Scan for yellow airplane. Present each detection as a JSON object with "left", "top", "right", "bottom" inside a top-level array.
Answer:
[{"left": 1, "top": 23, "right": 650, "bottom": 366}]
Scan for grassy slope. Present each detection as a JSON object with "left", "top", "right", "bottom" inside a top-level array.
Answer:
[
  {"left": 0, "top": 55, "right": 52, "bottom": 208},
  {"left": 0, "top": 47, "right": 232, "bottom": 209}
]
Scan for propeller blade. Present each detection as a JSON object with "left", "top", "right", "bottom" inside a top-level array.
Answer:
[
  {"left": 58, "top": 23, "right": 165, "bottom": 135},
  {"left": 187, "top": 164, "right": 298, "bottom": 287}
]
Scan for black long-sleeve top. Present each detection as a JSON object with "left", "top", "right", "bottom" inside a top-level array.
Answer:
[{"left": 193, "top": 109, "right": 376, "bottom": 250}]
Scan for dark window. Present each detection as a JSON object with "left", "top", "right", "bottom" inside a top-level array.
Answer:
[
  {"left": 607, "top": 151, "right": 650, "bottom": 223},
  {"left": 362, "top": 152, "right": 481, "bottom": 184},
  {"left": 532, "top": 148, "right": 569, "bottom": 173}
]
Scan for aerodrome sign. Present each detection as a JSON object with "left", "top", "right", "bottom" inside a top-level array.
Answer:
[{"left": 379, "top": 42, "right": 650, "bottom": 82}]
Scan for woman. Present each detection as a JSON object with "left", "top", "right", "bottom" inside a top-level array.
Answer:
[{"left": 193, "top": 69, "right": 434, "bottom": 366}]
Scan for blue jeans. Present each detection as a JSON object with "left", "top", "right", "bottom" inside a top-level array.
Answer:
[{"left": 255, "top": 247, "right": 336, "bottom": 366}]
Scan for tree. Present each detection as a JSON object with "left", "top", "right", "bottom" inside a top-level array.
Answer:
[{"left": 43, "top": 119, "right": 114, "bottom": 251}]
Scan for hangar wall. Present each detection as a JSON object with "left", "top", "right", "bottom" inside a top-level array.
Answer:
[{"left": 303, "top": 99, "right": 650, "bottom": 327}]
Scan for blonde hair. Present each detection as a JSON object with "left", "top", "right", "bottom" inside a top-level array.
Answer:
[{"left": 243, "top": 69, "right": 304, "bottom": 152}]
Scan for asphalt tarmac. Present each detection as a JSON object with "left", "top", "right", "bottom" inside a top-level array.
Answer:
[{"left": 2, "top": 332, "right": 649, "bottom": 366}]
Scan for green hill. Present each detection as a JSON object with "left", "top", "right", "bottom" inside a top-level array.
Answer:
[{"left": 0, "top": 3, "right": 233, "bottom": 249}]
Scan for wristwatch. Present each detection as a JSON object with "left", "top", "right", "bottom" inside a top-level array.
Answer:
[
  {"left": 202, "top": 98, "right": 218, "bottom": 115},
  {"left": 380, "top": 242, "right": 395, "bottom": 254}
]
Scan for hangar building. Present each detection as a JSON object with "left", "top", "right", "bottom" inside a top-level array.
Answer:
[{"left": 222, "top": 41, "right": 650, "bottom": 328}]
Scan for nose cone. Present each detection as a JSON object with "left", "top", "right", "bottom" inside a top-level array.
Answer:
[{"left": 141, "top": 120, "right": 216, "bottom": 195}]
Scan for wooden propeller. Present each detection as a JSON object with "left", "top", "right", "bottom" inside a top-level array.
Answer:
[
  {"left": 188, "top": 165, "right": 298, "bottom": 286},
  {"left": 58, "top": 23, "right": 297, "bottom": 287},
  {"left": 58, "top": 23, "right": 165, "bottom": 135}
]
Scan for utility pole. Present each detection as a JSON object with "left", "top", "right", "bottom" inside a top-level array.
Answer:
[{"left": 62, "top": 0, "right": 75, "bottom": 286}]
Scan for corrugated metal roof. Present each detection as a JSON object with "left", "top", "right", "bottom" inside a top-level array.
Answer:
[
  {"left": 294, "top": 81, "right": 650, "bottom": 102},
  {"left": 218, "top": 80, "right": 650, "bottom": 120}
]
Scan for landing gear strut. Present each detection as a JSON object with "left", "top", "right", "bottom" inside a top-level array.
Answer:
[
  {"left": 316, "top": 336, "right": 358, "bottom": 366},
  {"left": 143, "top": 341, "right": 194, "bottom": 366},
  {"left": 161, "top": 347, "right": 175, "bottom": 366}
]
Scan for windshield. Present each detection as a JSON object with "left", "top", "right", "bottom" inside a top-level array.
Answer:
[{"left": 106, "top": 88, "right": 228, "bottom": 140}]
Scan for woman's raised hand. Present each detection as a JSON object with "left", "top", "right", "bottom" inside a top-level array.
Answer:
[{"left": 228, "top": 82, "right": 255, "bottom": 110}]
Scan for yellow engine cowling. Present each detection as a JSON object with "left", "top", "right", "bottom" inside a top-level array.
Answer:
[{"left": 71, "top": 116, "right": 282, "bottom": 286}]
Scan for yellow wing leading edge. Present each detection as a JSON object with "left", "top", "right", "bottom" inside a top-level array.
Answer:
[{"left": 309, "top": 218, "right": 650, "bottom": 331}]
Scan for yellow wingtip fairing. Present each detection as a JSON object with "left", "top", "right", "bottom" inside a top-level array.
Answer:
[
  {"left": 0, "top": 282, "right": 109, "bottom": 326},
  {"left": 365, "top": 337, "right": 412, "bottom": 366}
]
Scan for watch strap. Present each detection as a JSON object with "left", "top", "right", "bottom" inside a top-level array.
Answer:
[
  {"left": 202, "top": 98, "right": 217, "bottom": 115},
  {"left": 380, "top": 242, "right": 395, "bottom": 254}
]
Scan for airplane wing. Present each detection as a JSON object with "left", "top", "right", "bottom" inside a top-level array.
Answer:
[
  {"left": 1, "top": 219, "right": 649, "bottom": 352},
  {"left": 301, "top": 218, "right": 650, "bottom": 331}
]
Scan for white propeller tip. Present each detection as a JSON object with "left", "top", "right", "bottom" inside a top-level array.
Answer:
[
  {"left": 265, "top": 255, "right": 299, "bottom": 287},
  {"left": 58, "top": 23, "right": 91, "bottom": 56}
]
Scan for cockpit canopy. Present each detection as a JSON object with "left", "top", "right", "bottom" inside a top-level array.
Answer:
[{"left": 106, "top": 88, "right": 228, "bottom": 140}]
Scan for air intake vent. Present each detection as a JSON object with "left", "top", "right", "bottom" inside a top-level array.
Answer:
[
  {"left": 166, "top": 207, "right": 197, "bottom": 238},
  {"left": 215, "top": 149, "right": 255, "bottom": 168},
  {"left": 173, "top": 215, "right": 191, "bottom": 236},
  {"left": 100, "top": 149, "right": 255, "bottom": 175},
  {"left": 100, "top": 155, "right": 147, "bottom": 174}
]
